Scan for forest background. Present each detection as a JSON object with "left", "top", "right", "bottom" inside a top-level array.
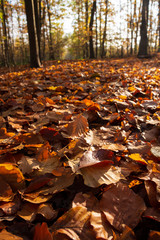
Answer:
[
  {"left": 0, "top": 0, "right": 160, "bottom": 239},
  {"left": 0, "top": 0, "right": 159, "bottom": 67}
]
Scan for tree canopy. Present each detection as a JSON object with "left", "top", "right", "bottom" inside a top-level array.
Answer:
[{"left": 0, "top": 0, "right": 159, "bottom": 66}]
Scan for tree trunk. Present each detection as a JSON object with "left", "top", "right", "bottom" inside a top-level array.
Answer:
[
  {"left": 85, "top": 0, "right": 89, "bottom": 58},
  {"left": 134, "top": 1, "right": 142, "bottom": 55},
  {"left": 99, "top": 0, "right": 102, "bottom": 56},
  {"left": 158, "top": 0, "right": 160, "bottom": 52},
  {"left": 101, "top": 0, "right": 108, "bottom": 58},
  {"left": 133, "top": 0, "right": 137, "bottom": 55},
  {"left": 95, "top": 4, "right": 98, "bottom": 58},
  {"left": 24, "top": 0, "right": 41, "bottom": 67},
  {"left": 10, "top": 6, "right": 15, "bottom": 65},
  {"left": 41, "top": 4, "right": 46, "bottom": 60},
  {"left": 77, "top": 0, "right": 80, "bottom": 59},
  {"left": 127, "top": 0, "right": 129, "bottom": 55},
  {"left": 1, "top": 0, "right": 9, "bottom": 66},
  {"left": 89, "top": 0, "right": 96, "bottom": 59},
  {"left": 0, "top": 23, "right": 5, "bottom": 64},
  {"left": 138, "top": 0, "right": 149, "bottom": 57},
  {"left": 46, "top": 0, "right": 55, "bottom": 60},
  {"left": 33, "top": 0, "right": 41, "bottom": 60},
  {"left": 130, "top": 0, "right": 133, "bottom": 55}
]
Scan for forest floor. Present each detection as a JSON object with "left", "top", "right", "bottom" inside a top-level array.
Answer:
[{"left": 0, "top": 56, "right": 160, "bottom": 240}]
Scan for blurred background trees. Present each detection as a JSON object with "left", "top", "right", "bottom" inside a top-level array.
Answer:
[{"left": 0, "top": 0, "right": 159, "bottom": 66}]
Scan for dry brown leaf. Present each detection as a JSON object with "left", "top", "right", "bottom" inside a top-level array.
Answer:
[
  {"left": 18, "top": 202, "right": 57, "bottom": 222},
  {"left": 150, "top": 146, "right": 160, "bottom": 161},
  {"left": 100, "top": 182, "right": 146, "bottom": 231},
  {"left": 0, "top": 176, "right": 14, "bottom": 202},
  {"left": 78, "top": 149, "right": 114, "bottom": 169},
  {"left": 72, "top": 192, "right": 99, "bottom": 210},
  {"left": 90, "top": 211, "right": 116, "bottom": 240},
  {"left": 17, "top": 202, "right": 38, "bottom": 222},
  {"left": 79, "top": 164, "right": 124, "bottom": 188},
  {"left": 0, "top": 229, "right": 24, "bottom": 240},
  {"left": 102, "top": 143, "right": 127, "bottom": 152},
  {"left": 0, "top": 196, "right": 21, "bottom": 216},
  {"left": 145, "top": 180, "right": 160, "bottom": 208},
  {"left": 51, "top": 206, "right": 94, "bottom": 240},
  {"left": 148, "top": 230, "right": 160, "bottom": 240},
  {"left": 119, "top": 226, "right": 136, "bottom": 240},
  {"left": 37, "top": 203, "right": 58, "bottom": 220},
  {"left": 21, "top": 168, "right": 75, "bottom": 204},
  {"left": 17, "top": 155, "right": 40, "bottom": 174},
  {"left": 62, "top": 114, "right": 89, "bottom": 138},
  {"left": 143, "top": 207, "right": 160, "bottom": 222}
]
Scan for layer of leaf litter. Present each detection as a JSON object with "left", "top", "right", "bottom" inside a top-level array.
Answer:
[{"left": 0, "top": 57, "right": 160, "bottom": 239}]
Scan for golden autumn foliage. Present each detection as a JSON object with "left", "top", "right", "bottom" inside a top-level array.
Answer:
[{"left": 0, "top": 57, "right": 160, "bottom": 239}]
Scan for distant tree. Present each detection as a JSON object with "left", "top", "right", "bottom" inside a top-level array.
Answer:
[
  {"left": 85, "top": 0, "right": 89, "bottom": 58},
  {"left": 138, "top": 0, "right": 149, "bottom": 57},
  {"left": 89, "top": 0, "right": 96, "bottom": 58},
  {"left": 46, "top": 0, "right": 55, "bottom": 59},
  {"left": 101, "top": 0, "right": 108, "bottom": 58},
  {"left": 158, "top": 0, "right": 160, "bottom": 52},
  {"left": 1, "top": 0, "right": 9, "bottom": 66},
  {"left": 24, "top": 0, "right": 42, "bottom": 67}
]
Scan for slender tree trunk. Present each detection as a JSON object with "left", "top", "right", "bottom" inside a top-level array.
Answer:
[
  {"left": 158, "top": 0, "right": 160, "bottom": 52},
  {"left": 77, "top": 0, "right": 80, "bottom": 58},
  {"left": 95, "top": 4, "right": 98, "bottom": 58},
  {"left": 99, "top": 0, "right": 102, "bottom": 57},
  {"left": 46, "top": 0, "right": 54, "bottom": 60},
  {"left": 134, "top": 1, "right": 142, "bottom": 54},
  {"left": 138, "top": 0, "right": 149, "bottom": 57},
  {"left": 0, "top": 24, "right": 5, "bottom": 64},
  {"left": 41, "top": 4, "right": 46, "bottom": 60},
  {"left": 17, "top": 14, "right": 25, "bottom": 64},
  {"left": 101, "top": 0, "right": 108, "bottom": 58},
  {"left": 89, "top": 0, "right": 96, "bottom": 59},
  {"left": 6, "top": 5, "right": 15, "bottom": 65},
  {"left": 11, "top": 8, "right": 15, "bottom": 65},
  {"left": 1, "top": 0, "right": 9, "bottom": 66},
  {"left": 85, "top": 0, "right": 89, "bottom": 58},
  {"left": 127, "top": 0, "right": 129, "bottom": 55},
  {"left": 148, "top": 1, "right": 153, "bottom": 54},
  {"left": 24, "top": 0, "right": 42, "bottom": 67},
  {"left": 33, "top": 0, "right": 41, "bottom": 60},
  {"left": 133, "top": 0, "right": 137, "bottom": 54},
  {"left": 130, "top": 0, "right": 133, "bottom": 55}
]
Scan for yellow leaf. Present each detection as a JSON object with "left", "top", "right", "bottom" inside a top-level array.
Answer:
[
  {"left": 48, "top": 86, "right": 57, "bottom": 91},
  {"left": 0, "top": 163, "right": 25, "bottom": 191},
  {"left": 128, "top": 86, "right": 137, "bottom": 92},
  {"left": 119, "top": 95, "right": 127, "bottom": 100},
  {"left": 128, "top": 153, "right": 148, "bottom": 165}
]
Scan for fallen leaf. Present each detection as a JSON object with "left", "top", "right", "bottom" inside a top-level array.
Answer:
[
  {"left": 0, "top": 163, "right": 25, "bottom": 191},
  {"left": 51, "top": 206, "right": 94, "bottom": 240},
  {"left": 128, "top": 153, "right": 148, "bottom": 165},
  {"left": 0, "top": 229, "right": 24, "bottom": 240},
  {"left": 100, "top": 182, "right": 146, "bottom": 231},
  {"left": 62, "top": 114, "right": 89, "bottom": 138},
  {"left": 79, "top": 164, "right": 124, "bottom": 188},
  {"left": 148, "top": 230, "right": 160, "bottom": 240},
  {"left": 34, "top": 222, "right": 52, "bottom": 240}
]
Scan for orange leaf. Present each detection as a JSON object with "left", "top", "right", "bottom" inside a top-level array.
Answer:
[
  {"left": 34, "top": 223, "right": 52, "bottom": 240},
  {"left": 0, "top": 163, "right": 25, "bottom": 191}
]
